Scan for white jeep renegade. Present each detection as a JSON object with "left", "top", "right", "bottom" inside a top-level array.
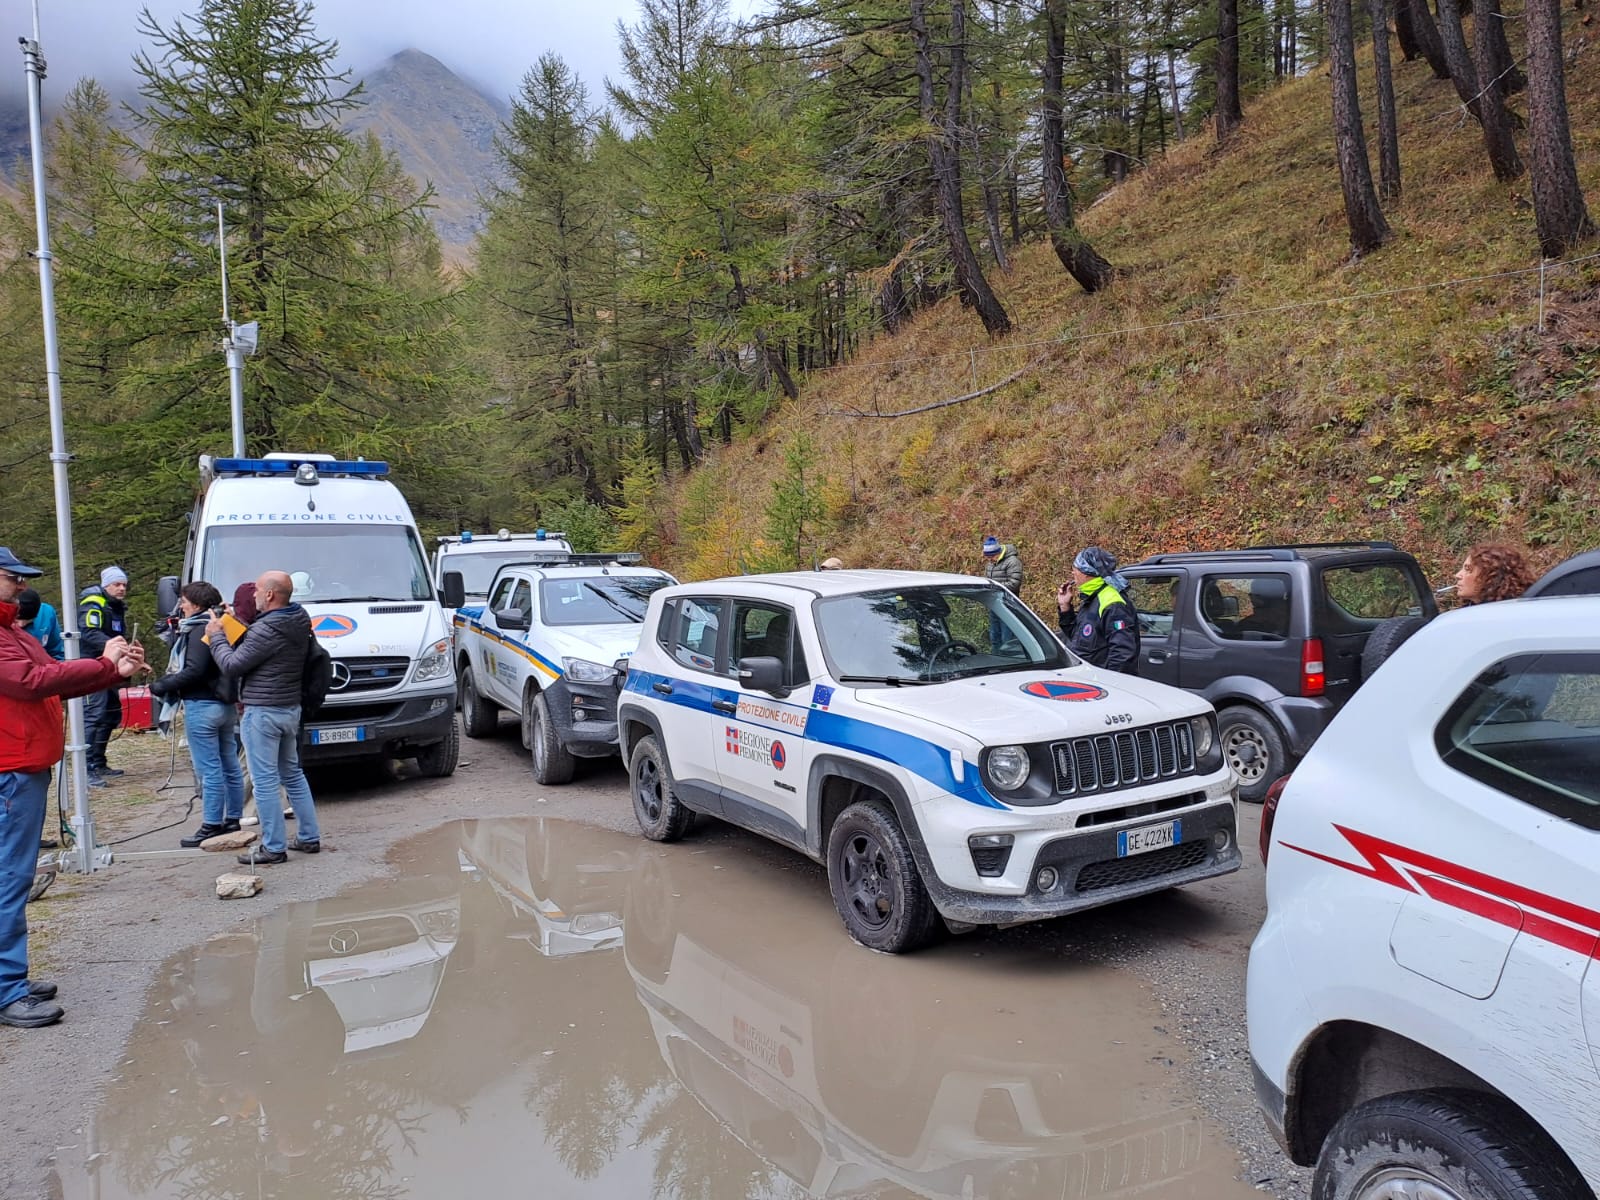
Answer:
[
  {"left": 618, "top": 570, "right": 1241, "bottom": 952},
  {"left": 1249, "top": 595, "right": 1600, "bottom": 1200}
]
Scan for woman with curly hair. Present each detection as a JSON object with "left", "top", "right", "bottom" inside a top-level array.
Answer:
[{"left": 1455, "top": 543, "right": 1536, "bottom": 604}]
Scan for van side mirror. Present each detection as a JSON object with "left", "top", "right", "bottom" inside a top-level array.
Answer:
[
  {"left": 156, "top": 575, "right": 181, "bottom": 619},
  {"left": 738, "top": 656, "right": 789, "bottom": 697},
  {"left": 441, "top": 571, "right": 465, "bottom": 609}
]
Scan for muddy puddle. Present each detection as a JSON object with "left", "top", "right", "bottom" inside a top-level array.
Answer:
[{"left": 52, "top": 818, "right": 1259, "bottom": 1200}]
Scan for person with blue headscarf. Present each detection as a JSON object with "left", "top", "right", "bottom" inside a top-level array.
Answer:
[{"left": 1056, "top": 546, "right": 1140, "bottom": 674}]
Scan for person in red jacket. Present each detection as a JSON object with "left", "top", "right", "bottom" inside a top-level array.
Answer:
[{"left": 0, "top": 546, "right": 144, "bottom": 1029}]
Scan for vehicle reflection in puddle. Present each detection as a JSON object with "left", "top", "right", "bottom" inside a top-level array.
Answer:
[{"left": 54, "top": 818, "right": 1260, "bottom": 1200}]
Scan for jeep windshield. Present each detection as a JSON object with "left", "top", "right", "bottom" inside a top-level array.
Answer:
[
  {"left": 816, "top": 584, "right": 1074, "bottom": 684},
  {"left": 539, "top": 577, "right": 672, "bottom": 626},
  {"left": 202, "top": 525, "right": 433, "bottom": 603}
]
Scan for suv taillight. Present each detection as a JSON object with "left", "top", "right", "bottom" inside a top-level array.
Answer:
[
  {"left": 1300, "top": 637, "right": 1325, "bottom": 697},
  {"left": 1260, "top": 773, "right": 1291, "bottom": 865}
]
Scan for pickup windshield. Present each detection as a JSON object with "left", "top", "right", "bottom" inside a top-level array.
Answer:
[
  {"left": 202, "top": 526, "right": 433, "bottom": 604},
  {"left": 539, "top": 577, "right": 672, "bottom": 626},
  {"left": 816, "top": 584, "right": 1074, "bottom": 683}
]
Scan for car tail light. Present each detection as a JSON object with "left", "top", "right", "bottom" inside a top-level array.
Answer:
[
  {"left": 1260, "top": 773, "right": 1291, "bottom": 865},
  {"left": 1300, "top": 638, "right": 1325, "bottom": 698}
]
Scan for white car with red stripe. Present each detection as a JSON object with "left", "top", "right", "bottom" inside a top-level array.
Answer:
[{"left": 1249, "top": 595, "right": 1600, "bottom": 1200}]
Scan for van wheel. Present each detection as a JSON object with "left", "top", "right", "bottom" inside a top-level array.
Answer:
[
  {"left": 630, "top": 735, "right": 693, "bottom": 842},
  {"left": 1313, "top": 1088, "right": 1590, "bottom": 1200},
  {"left": 1360, "top": 614, "right": 1429, "bottom": 682},
  {"left": 527, "top": 691, "right": 575, "bottom": 785},
  {"left": 459, "top": 665, "right": 499, "bottom": 738},
  {"left": 415, "top": 720, "right": 460, "bottom": 778},
  {"left": 1218, "top": 706, "right": 1286, "bottom": 804},
  {"left": 826, "top": 800, "right": 942, "bottom": 954}
]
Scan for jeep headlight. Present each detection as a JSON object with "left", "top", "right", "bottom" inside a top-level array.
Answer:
[
  {"left": 1190, "top": 714, "right": 1216, "bottom": 760},
  {"left": 413, "top": 639, "right": 451, "bottom": 683},
  {"left": 571, "top": 912, "right": 621, "bottom": 935},
  {"left": 563, "top": 657, "right": 618, "bottom": 683},
  {"left": 985, "top": 745, "right": 1031, "bottom": 791}
]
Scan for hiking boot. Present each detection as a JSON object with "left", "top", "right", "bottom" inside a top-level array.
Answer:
[
  {"left": 0, "top": 995, "right": 64, "bottom": 1028},
  {"left": 181, "top": 824, "right": 229, "bottom": 849},
  {"left": 85, "top": 774, "right": 108, "bottom": 790},
  {"left": 287, "top": 838, "right": 320, "bottom": 854},
  {"left": 238, "top": 849, "right": 288, "bottom": 866},
  {"left": 97, "top": 767, "right": 126, "bottom": 778},
  {"left": 27, "top": 872, "right": 53, "bottom": 903},
  {"left": 220, "top": 819, "right": 242, "bottom": 835},
  {"left": 27, "top": 980, "right": 57, "bottom": 1001}
]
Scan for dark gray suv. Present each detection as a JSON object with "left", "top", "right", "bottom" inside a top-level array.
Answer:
[{"left": 1118, "top": 542, "right": 1438, "bottom": 801}]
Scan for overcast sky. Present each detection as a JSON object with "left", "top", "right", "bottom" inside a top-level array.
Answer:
[{"left": 6, "top": 0, "right": 756, "bottom": 106}]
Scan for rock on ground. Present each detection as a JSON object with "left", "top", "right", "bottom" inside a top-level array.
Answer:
[
  {"left": 214, "top": 872, "right": 263, "bottom": 899},
  {"left": 200, "top": 829, "right": 259, "bottom": 851}
]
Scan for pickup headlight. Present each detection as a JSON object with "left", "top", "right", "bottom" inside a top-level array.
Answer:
[
  {"left": 571, "top": 912, "right": 622, "bottom": 935},
  {"left": 563, "top": 657, "right": 619, "bottom": 683},
  {"left": 985, "top": 744, "right": 1031, "bottom": 791},
  {"left": 412, "top": 639, "right": 451, "bottom": 683}
]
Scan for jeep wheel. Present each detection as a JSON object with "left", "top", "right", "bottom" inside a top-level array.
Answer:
[
  {"left": 825, "top": 800, "right": 942, "bottom": 954},
  {"left": 414, "top": 720, "right": 460, "bottom": 778},
  {"left": 1218, "top": 705, "right": 1286, "bottom": 804},
  {"left": 459, "top": 665, "right": 499, "bottom": 739},
  {"left": 1313, "top": 1088, "right": 1589, "bottom": 1200},
  {"left": 629, "top": 735, "right": 693, "bottom": 842},
  {"left": 527, "top": 690, "right": 576, "bottom": 786}
]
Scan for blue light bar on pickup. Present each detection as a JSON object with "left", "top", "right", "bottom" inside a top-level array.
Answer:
[{"left": 213, "top": 458, "right": 390, "bottom": 477}]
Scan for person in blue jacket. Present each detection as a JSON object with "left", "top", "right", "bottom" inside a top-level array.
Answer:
[{"left": 16, "top": 589, "right": 64, "bottom": 661}]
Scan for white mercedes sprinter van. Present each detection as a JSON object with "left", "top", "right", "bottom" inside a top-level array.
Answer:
[{"left": 180, "top": 453, "right": 459, "bottom": 776}]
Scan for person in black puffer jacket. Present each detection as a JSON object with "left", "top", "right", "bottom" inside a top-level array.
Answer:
[{"left": 151, "top": 581, "right": 244, "bottom": 848}]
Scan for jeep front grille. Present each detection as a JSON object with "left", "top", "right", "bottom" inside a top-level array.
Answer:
[
  {"left": 1075, "top": 840, "right": 1209, "bottom": 892},
  {"left": 1052, "top": 721, "right": 1197, "bottom": 797}
]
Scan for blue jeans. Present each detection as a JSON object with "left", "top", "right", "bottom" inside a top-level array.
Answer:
[
  {"left": 0, "top": 769, "right": 51, "bottom": 1007},
  {"left": 184, "top": 700, "right": 245, "bottom": 827},
  {"left": 240, "top": 706, "right": 319, "bottom": 854}
]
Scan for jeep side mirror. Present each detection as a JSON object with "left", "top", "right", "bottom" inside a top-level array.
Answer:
[
  {"left": 738, "top": 656, "right": 789, "bottom": 697},
  {"left": 441, "top": 571, "right": 465, "bottom": 609},
  {"left": 495, "top": 607, "right": 529, "bottom": 632}
]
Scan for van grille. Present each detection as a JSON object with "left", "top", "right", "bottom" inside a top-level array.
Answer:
[
  {"left": 1052, "top": 722, "right": 1197, "bottom": 797},
  {"left": 367, "top": 604, "right": 423, "bottom": 615},
  {"left": 331, "top": 656, "right": 411, "bottom": 694}
]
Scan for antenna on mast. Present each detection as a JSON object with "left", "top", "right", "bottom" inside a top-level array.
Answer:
[{"left": 218, "top": 200, "right": 257, "bottom": 457}]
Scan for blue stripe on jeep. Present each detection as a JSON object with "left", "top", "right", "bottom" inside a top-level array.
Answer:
[{"left": 624, "top": 669, "right": 1005, "bottom": 809}]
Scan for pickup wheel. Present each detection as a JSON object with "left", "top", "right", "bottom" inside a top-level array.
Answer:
[
  {"left": 630, "top": 735, "right": 693, "bottom": 842},
  {"left": 1218, "top": 705, "right": 1286, "bottom": 804},
  {"left": 527, "top": 690, "right": 576, "bottom": 786},
  {"left": 1313, "top": 1088, "right": 1590, "bottom": 1200},
  {"left": 825, "top": 800, "right": 942, "bottom": 954},
  {"left": 414, "top": 719, "right": 460, "bottom": 778},
  {"left": 459, "top": 664, "right": 499, "bottom": 738}
]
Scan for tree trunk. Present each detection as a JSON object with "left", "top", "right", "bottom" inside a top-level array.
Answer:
[
  {"left": 1404, "top": 0, "right": 1452, "bottom": 79},
  {"left": 1524, "top": 0, "right": 1597, "bottom": 254},
  {"left": 1436, "top": 0, "right": 1523, "bottom": 179},
  {"left": 1328, "top": 0, "right": 1393, "bottom": 253},
  {"left": 1479, "top": 0, "right": 1526, "bottom": 94},
  {"left": 1470, "top": 0, "right": 1525, "bottom": 179},
  {"left": 1166, "top": 47, "right": 1186, "bottom": 140},
  {"left": 1042, "top": 0, "right": 1115, "bottom": 292},
  {"left": 1369, "top": 0, "right": 1402, "bottom": 200},
  {"left": 1394, "top": 0, "right": 1419, "bottom": 59},
  {"left": 1216, "top": 0, "right": 1245, "bottom": 141},
  {"left": 1433, "top": 0, "right": 1483, "bottom": 111},
  {"left": 910, "top": 0, "right": 1011, "bottom": 334}
]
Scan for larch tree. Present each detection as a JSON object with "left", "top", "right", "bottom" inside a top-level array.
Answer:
[
  {"left": 1327, "top": 0, "right": 1391, "bottom": 253},
  {"left": 1042, "top": 0, "right": 1115, "bottom": 291},
  {"left": 1368, "top": 0, "right": 1401, "bottom": 201},
  {"left": 1214, "top": 0, "right": 1244, "bottom": 141},
  {"left": 1523, "top": 0, "right": 1596, "bottom": 255}
]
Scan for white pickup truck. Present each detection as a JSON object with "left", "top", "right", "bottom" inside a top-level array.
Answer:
[{"left": 444, "top": 554, "right": 677, "bottom": 784}]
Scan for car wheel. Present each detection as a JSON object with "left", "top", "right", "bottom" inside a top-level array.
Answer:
[
  {"left": 1360, "top": 614, "right": 1429, "bottom": 682},
  {"left": 527, "top": 690, "right": 576, "bottom": 786},
  {"left": 1313, "top": 1088, "right": 1590, "bottom": 1200},
  {"left": 459, "top": 665, "right": 499, "bottom": 739},
  {"left": 629, "top": 735, "right": 693, "bottom": 842},
  {"left": 414, "top": 720, "right": 460, "bottom": 778},
  {"left": 1218, "top": 705, "right": 1286, "bottom": 804},
  {"left": 825, "top": 799, "right": 943, "bottom": 954}
]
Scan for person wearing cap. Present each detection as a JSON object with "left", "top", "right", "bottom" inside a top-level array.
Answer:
[
  {"left": 78, "top": 566, "right": 131, "bottom": 782},
  {"left": 0, "top": 546, "right": 146, "bottom": 1028},
  {"left": 17, "top": 589, "right": 64, "bottom": 662},
  {"left": 980, "top": 536, "right": 1024, "bottom": 597},
  {"left": 1056, "top": 546, "right": 1140, "bottom": 674}
]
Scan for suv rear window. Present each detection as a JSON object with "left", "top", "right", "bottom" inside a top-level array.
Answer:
[
  {"left": 1200, "top": 574, "right": 1291, "bottom": 641},
  {"left": 1435, "top": 652, "right": 1600, "bottom": 831},
  {"left": 1321, "top": 562, "right": 1425, "bottom": 628}
]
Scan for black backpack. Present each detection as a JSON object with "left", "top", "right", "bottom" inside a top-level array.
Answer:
[{"left": 302, "top": 634, "right": 334, "bottom": 717}]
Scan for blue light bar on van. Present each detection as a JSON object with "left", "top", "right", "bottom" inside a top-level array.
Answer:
[{"left": 213, "top": 458, "right": 390, "bottom": 478}]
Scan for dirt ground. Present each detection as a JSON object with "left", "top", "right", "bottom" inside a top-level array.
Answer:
[{"left": 0, "top": 719, "right": 1308, "bottom": 1200}]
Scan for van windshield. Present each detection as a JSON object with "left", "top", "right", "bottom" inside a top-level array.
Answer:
[
  {"left": 202, "top": 526, "right": 433, "bottom": 604},
  {"left": 446, "top": 550, "right": 554, "bottom": 600}
]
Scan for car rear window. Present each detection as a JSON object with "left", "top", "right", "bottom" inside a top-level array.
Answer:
[
  {"left": 1321, "top": 563, "right": 1426, "bottom": 628},
  {"left": 1435, "top": 652, "right": 1600, "bottom": 831}
]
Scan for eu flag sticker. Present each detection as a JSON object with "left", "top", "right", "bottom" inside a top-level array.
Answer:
[{"left": 811, "top": 684, "right": 834, "bottom": 710}]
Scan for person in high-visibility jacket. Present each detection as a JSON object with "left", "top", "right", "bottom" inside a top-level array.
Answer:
[
  {"left": 78, "top": 566, "right": 130, "bottom": 782},
  {"left": 1056, "top": 546, "right": 1140, "bottom": 674}
]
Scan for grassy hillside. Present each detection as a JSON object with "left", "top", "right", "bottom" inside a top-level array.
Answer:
[{"left": 655, "top": 26, "right": 1600, "bottom": 607}]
